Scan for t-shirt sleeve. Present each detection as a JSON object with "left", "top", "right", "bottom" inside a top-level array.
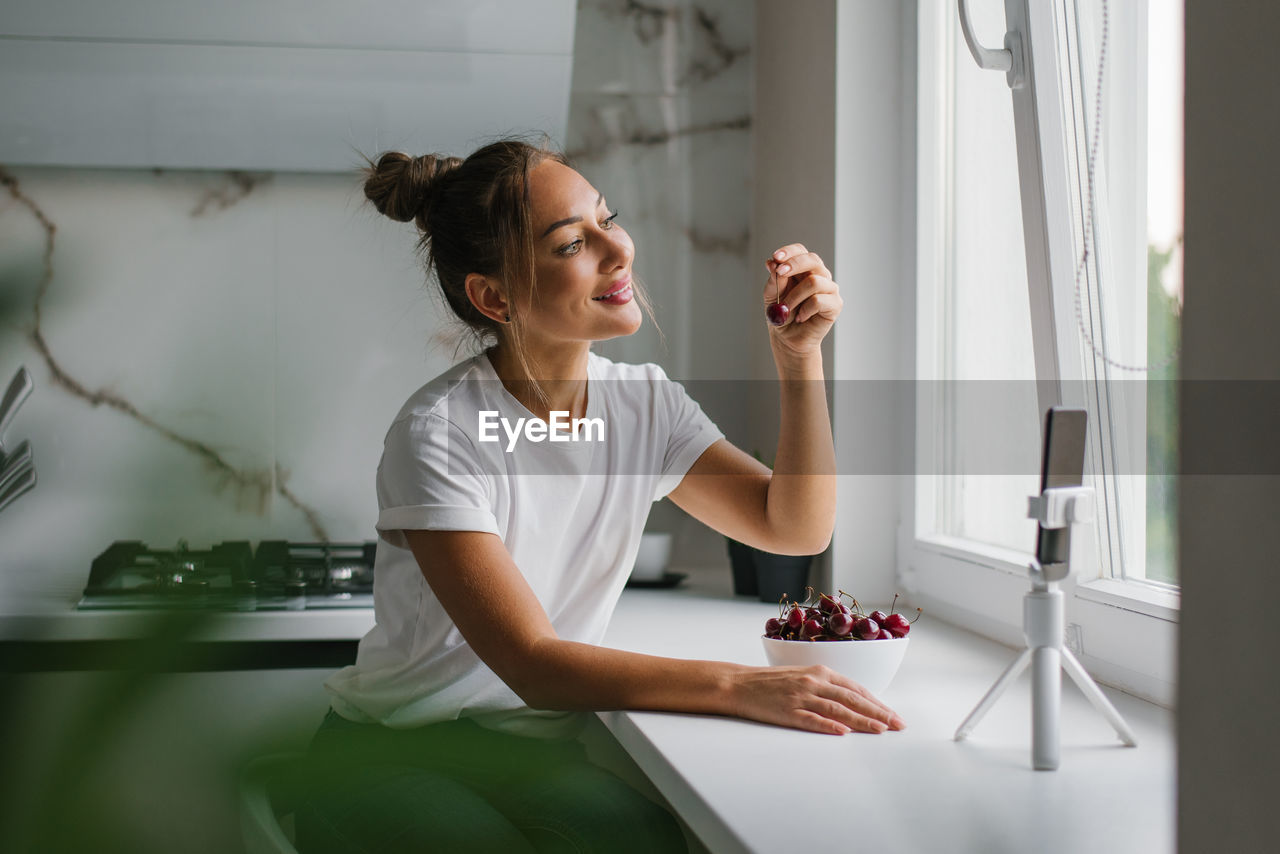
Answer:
[
  {"left": 651, "top": 365, "right": 726, "bottom": 501},
  {"left": 375, "top": 413, "right": 499, "bottom": 549}
]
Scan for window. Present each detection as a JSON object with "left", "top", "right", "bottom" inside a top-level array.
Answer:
[{"left": 906, "top": 0, "right": 1180, "bottom": 705}]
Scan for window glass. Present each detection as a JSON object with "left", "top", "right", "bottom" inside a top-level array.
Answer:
[
  {"left": 943, "top": 0, "right": 1040, "bottom": 554},
  {"left": 1071, "top": 0, "right": 1182, "bottom": 586},
  {"left": 1141, "top": 0, "right": 1181, "bottom": 586}
]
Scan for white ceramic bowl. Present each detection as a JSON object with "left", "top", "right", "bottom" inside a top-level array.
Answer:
[
  {"left": 631, "top": 532, "right": 673, "bottom": 581},
  {"left": 761, "top": 635, "right": 909, "bottom": 696}
]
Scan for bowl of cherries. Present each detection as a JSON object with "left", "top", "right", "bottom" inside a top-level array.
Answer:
[{"left": 761, "top": 589, "right": 920, "bottom": 696}]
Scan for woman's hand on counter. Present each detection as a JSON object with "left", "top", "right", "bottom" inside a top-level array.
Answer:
[{"left": 729, "top": 664, "right": 906, "bottom": 735}]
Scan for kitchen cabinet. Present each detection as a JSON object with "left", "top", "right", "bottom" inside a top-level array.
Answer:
[{"left": 0, "top": 0, "right": 576, "bottom": 171}]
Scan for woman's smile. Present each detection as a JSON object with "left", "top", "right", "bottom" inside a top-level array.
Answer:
[{"left": 592, "top": 276, "right": 633, "bottom": 304}]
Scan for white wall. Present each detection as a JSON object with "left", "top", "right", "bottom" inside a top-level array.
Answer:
[
  {"left": 752, "top": 0, "right": 911, "bottom": 602},
  {"left": 832, "top": 0, "right": 914, "bottom": 606},
  {"left": 751, "top": 0, "right": 837, "bottom": 591}
]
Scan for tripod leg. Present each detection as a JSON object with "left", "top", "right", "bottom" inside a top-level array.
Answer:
[
  {"left": 954, "top": 648, "right": 1032, "bottom": 741},
  {"left": 1061, "top": 648, "right": 1138, "bottom": 747}
]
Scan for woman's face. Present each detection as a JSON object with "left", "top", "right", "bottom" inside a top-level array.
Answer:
[{"left": 518, "top": 159, "right": 641, "bottom": 346}]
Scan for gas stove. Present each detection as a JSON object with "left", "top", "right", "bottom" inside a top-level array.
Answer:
[{"left": 78, "top": 540, "right": 377, "bottom": 612}]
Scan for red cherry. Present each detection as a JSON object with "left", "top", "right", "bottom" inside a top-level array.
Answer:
[
  {"left": 876, "top": 628, "right": 893, "bottom": 640},
  {"left": 818, "top": 593, "right": 841, "bottom": 615},
  {"left": 765, "top": 617, "right": 784, "bottom": 637},
  {"left": 856, "top": 617, "right": 880, "bottom": 640},
  {"left": 801, "top": 618, "right": 825, "bottom": 640},
  {"left": 766, "top": 303, "right": 790, "bottom": 326},
  {"left": 786, "top": 607, "right": 805, "bottom": 631},
  {"left": 883, "top": 613, "right": 910, "bottom": 635},
  {"left": 870, "top": 610, "right": 889, "bottom": 625},
  {"left": 827, "top": 611, "right": 855, "bottom": 637}
]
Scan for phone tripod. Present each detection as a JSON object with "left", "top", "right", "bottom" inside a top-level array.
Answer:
[{"left": 953, "top": 485, "right": 1138, "bottom": 770}]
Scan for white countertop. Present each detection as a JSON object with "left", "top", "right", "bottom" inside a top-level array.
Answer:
[
  {"left": 600, "top": 570, "right": 1176, "bottom": 854},
  {"left": 0, "top": 603, "right": 377, "bottom": 642}
]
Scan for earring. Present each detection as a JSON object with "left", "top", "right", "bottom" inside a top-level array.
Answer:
[{"left": 504, "top": 314, "right": 511, "bottom": 323}]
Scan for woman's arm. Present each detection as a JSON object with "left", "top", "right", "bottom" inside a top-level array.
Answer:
[
  {"left": 667, "top": 243, "right": 841, "bottom": 555},
  {"left": 405, "top": 528, "right": 902, "bottom": 734}
]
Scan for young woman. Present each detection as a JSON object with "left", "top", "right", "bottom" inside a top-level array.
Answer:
[{"left": 296, "top": 139, "right": 905, "bottom": 854}]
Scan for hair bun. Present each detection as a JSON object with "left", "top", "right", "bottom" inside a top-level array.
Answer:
[{"left": 363, "top": 150, "right": 464, "bottom": 228}]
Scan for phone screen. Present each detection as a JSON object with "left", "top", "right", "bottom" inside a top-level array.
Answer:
[{"left": 1035, "top": 408, "right": 1087, "bottom": 567}]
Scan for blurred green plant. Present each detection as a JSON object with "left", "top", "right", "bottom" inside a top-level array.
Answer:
[
  {"left": 1145, "top": 239, "right": 1180, "bottom": 586},
  {"left": 0, "top": 611, "right": 241, "bottom": 853}
]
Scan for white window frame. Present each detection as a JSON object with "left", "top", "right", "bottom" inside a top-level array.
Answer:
[{"left": 902, "top": 0, "right": 1178, "bottom": 707}]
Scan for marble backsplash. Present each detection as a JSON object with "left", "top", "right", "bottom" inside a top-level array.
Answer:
[{"left": 0, "top": 0, "right": 752, "bottom": 605}]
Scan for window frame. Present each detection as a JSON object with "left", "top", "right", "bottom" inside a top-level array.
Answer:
[{"left": 902, "top": 0, "right": 1178, "bottom": 707}]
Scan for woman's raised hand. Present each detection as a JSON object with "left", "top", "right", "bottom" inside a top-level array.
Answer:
[
  {"left": 729, "top": 663, "right": 906, "bottom": 735},
  {"left": 763, "top": 243, "right": 843, "bottom": 366}
]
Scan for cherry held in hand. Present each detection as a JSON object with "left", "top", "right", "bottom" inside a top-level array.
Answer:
[{"left": 766, "top": 302, "right": 790, "bottom": 326}]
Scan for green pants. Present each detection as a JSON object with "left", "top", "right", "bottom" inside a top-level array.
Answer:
[{"left": 294, "top": 708, "right": 687, "bottom": 854}]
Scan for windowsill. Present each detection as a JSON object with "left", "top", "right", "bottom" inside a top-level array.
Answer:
[
  {"left": 914, "top": 534, "right": 1181, "bottom": 622},
  {"left": 915, "top": 533, "right": 1038, "bottom": 576},
  {"left": 603, "top": 571, "right": 1175, "bottom": 854},
  {"left": 1076, "top": 577, "right": 1180, "bottom": 622}
]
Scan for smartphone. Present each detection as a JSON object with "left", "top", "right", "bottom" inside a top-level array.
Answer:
[{"left": 1034, "top": 407, "right": 1087, "bottom": 569}]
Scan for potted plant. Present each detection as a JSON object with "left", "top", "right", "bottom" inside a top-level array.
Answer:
[
  {"left": 725, "top": 451, "right": 817, "bottom": 601},
  {"left": 726, "top": 536, "right": 815, "bottom": 602}
]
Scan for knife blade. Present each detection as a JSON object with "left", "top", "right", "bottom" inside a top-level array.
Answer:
[
  {"left": 0, "top": 366, "right": 33, "bottom": 447},
  {"left": 0, "top": 463, "right": 35, "bottom": 515},
  {"left": 0, "top": 438, "right": 31, "bottom": 476},
  {"left": 0, "top": 454, "right": 33, "bottom": 497}
]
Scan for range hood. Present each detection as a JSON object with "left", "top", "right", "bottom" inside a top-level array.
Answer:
[{"left": 0, "top": 0, "right": 577, "bottom": 171}]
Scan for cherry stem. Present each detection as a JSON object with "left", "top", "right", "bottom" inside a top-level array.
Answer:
[{"left": 837, "top": 589, "right": 864, "bottom": 615}]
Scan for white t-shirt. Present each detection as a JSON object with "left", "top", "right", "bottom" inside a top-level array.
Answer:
[{"left": 324, "top": 348, "right": 724, "bottom": 738}]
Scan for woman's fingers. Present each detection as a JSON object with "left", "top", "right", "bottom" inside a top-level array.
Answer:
[
  {"left": 794, "top": 709, "right": 853, "bottom": 736},
  {"left": 807, "top": 696, "right": 891, "bottom": 734},
  {"left": 767, "top": 276, "right": 842, "bottom": 328},
  {"left": 769, "top": 250, "right": 831, "bottom": 282},
  {"left": 771, "top": 272, "right": 835, "bottom": 310},
  {"left": 824, "top": 671, "right": 905, "bottom": 728},
  {"left": 786, "top": 691, "right": 892, "bottom": 736},
  {"left": 770, "top": 243, "right": 811, "bottom": 265},
  {"left": 764, "top": 244, "right": 818, "bottom": 302},
  {"left": 763, "top": 249, "right": 835, "bottom": 319},
  {"left": 791, "top": 291, "right": 844, "bottom": 326},
  {"left": 808, "top": 677, "right": 900, "bottom": 730}
]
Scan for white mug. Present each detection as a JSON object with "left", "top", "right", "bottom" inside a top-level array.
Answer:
[{"left": 630, "top": 532, "right": 672, "bottom": 582}]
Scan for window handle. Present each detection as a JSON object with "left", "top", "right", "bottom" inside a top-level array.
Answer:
[{"left": 957, "top": 0, "right": 1025, "bottom": 89}]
